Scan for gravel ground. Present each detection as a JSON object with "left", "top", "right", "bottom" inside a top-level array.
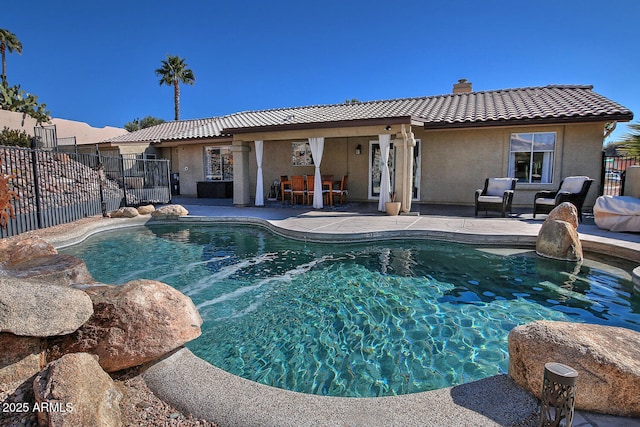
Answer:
[{"left": 0, "top": 367, "right": 217, "bottom": 427}]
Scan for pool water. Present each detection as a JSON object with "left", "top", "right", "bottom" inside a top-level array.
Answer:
[{"left": 61, "top": 224, "right": 640, "bottom": 397}]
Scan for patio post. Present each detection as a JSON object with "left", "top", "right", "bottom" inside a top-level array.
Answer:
[{"left": 231, "top": 141, "right": 251, "bottom": 206}]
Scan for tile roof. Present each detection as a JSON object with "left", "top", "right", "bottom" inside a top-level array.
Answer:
[{"left": 102, "top": 85, "right": 633, "bottom": 143}]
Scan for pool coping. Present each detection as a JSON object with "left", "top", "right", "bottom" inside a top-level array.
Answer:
[{"left": 45, "top": 211, "right": 640, "bottom": 426}]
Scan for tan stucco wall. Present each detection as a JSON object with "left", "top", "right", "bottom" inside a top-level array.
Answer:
[
  {"left": 168, "top": 122, "right": 607, "bottom": 207},
  {"left": 414, "top": 122, "right": 605, "bottom": 208},
  {"left": 0, "top": 110, "right": 127, "bottom": 144}
]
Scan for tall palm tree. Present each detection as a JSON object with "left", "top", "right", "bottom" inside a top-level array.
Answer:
[
  {"left": 0, "top": 29, "right": 22, "bottom": 83},
  {"left": 155, "top": 55, "right": 195, "bottom": 121}
]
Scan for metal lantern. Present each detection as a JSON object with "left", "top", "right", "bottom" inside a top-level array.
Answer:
[{"left": 540, "top": 362, "right": 578, "bottom": 427}]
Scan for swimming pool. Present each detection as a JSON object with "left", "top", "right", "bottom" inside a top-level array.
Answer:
[{"left": 61, "top": 223, "right": 640, "bottom": 397}]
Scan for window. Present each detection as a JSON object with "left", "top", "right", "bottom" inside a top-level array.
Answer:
[
  {"left": 204, "top": 146, "right": 233, "bottom": 181},
  {"left": 291, "top": 141, "right": 314, "bottom": 166},
  {"left": 509, "top": 132, "right": 555, "bottom": 183}
]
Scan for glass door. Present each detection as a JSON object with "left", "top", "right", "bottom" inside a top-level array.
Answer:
[{"left": 368, "top": 141, "right": 395, "bottom": 199}]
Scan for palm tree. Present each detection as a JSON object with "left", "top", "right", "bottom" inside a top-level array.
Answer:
[
  {"left": 155, "top": 55, "right": 195, "bottom": 121},
  {"left": 0, "top": 29, "right": 22, "bottom": 83}
]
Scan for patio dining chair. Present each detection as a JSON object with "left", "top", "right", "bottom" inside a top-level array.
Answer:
[
  {"left": 281, "top": 175, "right": 291, "bottom": 205},
  {"left": 331, "top": 175, "right": 349, "bottom": 206},
  {"left": 533, "top": 176, "right": 593, "bottom": 222},
  {"left": 474, "top": 177, "right": 517, "bottom": 218},
  {"left": 290, "top": 175, "right": 306, "bottom": 205}
]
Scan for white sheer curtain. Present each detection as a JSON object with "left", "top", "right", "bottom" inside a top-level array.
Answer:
[
  {"left": 308, "top": 137, "right": 324, "bottom": 208},
  {"left": 254, "top": 140, "right": 264, "bottom": 206},
  {"left": 378, "top": 134, "right": 391, "bottom": 211},
  {"left": 541, "top": 152, "right": 554, "bottom": 183}
]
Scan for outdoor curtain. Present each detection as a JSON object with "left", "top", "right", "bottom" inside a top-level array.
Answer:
[
  {"left": 254, "top": 140, "right": 264, "bottom": 206},
  {"left": 308, "top": 137, "right": 325, "bottom": 208},
  {"left": 378, "top": 134, "right": 391, "bottom": 211}
]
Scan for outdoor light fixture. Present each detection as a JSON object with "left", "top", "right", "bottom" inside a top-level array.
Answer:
[
  {"left": 385, "top": 125, "right": 392, "bottom": 131},
  {"left": 355, "top": 144, "right": 362, "bottom": 155}
]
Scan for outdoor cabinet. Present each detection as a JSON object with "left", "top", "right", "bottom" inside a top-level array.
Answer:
[{"left": 197, "top": 181, "right": 233, "bottom": 198}]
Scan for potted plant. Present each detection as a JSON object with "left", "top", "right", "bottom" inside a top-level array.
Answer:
[{"left": 385, "top": 192, "right": 401, "bottom": 216}]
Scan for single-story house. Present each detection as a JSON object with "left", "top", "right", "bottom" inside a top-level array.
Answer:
[{"left": 98, "top": 81, "right": 633, "bottom": 212}]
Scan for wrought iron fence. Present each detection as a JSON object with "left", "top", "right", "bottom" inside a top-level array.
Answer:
[
  {"left": 0, "top": 145, "right": 171, "bottom": 238},
  {"left": 602, "top": 154, "right": 639, "bottom": 196}
]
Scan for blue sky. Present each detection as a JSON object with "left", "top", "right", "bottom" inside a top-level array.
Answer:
[{"left": 3, "top": 1, "right": 639, "bottom": 142}]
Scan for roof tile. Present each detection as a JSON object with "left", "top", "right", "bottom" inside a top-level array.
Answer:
[{"left": 101, "top": 85, "right": 632, "bottom": 143}]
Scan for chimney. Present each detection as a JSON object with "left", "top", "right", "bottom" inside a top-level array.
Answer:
[{"left": 453, "top": 79, "right": 472, "bottom": 94}]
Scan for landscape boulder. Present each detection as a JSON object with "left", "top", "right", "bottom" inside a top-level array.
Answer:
[
  {"left": 508, "top": 320, "right": 640, "bottom": 416},
  {"left": 137, "top": 204, "right": 155, "bottom": 215},
  {"left": 151, "top": 204, "right": 188, "bottom": 220},
  {"left": 33, "top": 352, "right": 122, "bottom": 427},
  {"left": 47, "top": 279, "right": 202, "bottom": 372},
  {"left": 0, "top": 277, "right": 93, "bottom": 337},
  {"left": 110, "top": 206, "right": 139, "bottom": 218},
  {"left": 0, "top": 333, "right": 43, "bottom": 384},
  {"left": 0, "top": 234, "right": 57, "bottom": 268},
  {"left": 536, "top": 202, "right": 583, "bottom": 261},
  {"left": 3, "top": 254, "right": 94, "bottom": 285}
]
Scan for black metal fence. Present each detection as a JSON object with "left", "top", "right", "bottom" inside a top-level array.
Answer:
[
  {"left": 601, "top": 153, "right": 639, "bottom": 196},
  {"left": 0, "top": 145, "right": 171, "bottom": 238}
]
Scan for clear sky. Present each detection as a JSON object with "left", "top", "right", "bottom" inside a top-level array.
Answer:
[{"left": 3, "top": 1, "right": 639, "bottom": 142}]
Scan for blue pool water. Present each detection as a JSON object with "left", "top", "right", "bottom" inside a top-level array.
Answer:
[{"left": 61, "top": 224, "right": 640, "bottom": 397}]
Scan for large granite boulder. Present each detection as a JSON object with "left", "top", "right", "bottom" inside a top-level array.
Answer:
[
  {"left": 3, "top": 254, "right": 94, "bottom": 285},
  {"left": 33, "top": 352, "right": 122, "bottom": 427},
  {"left": 151, "top": 204, "right": 188, "bottom": 220},
  {"left": 508, "top": 320, "right": 640, "bottom": 416},
  {"left": 536, "top": 202, "right": 583, "bottom": 261},
  {"left": 0, "top": 234, "right": 57, "bottom": 268},
  {"left": 47, "top": 279, "right": 202, "bottom": 372},
  {"left": 110, "top": 206, "right": 139, "bottom": 218},
  {"left": 547, "top": 202, "right": 579, "bottom": 229},
  {"left": 0, "top": 277, "right": 93, "bottom": 336},
  {"left": 137, "top": 204, "right": 155, "bottom": 215},
  {"left": 0, "top": 333, "right": 43, "bottom": 384}
]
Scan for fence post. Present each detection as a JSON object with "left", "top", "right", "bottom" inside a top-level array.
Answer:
[
  {"left": 120, "top": 154, "right": 127, "bottom": 207},
  {"left": 29, "top": 139, "right": 43, "bottom": 229}
]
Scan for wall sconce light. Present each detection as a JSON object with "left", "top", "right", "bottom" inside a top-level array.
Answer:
[
  {"left": 355, "top": 144, "right": 362, "bottom": 155},
  {"left": 385, "top": 125, "right": 392, "bottom": 131}
]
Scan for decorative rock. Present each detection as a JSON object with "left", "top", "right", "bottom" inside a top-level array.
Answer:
[
  {"left": 536, "top": 219, "right": 583, "bottom": 261},
  {"left": 0, "top": 277, "right": 94, "bottom": 336},
  {"left": 151, "top": 204, "right": 188, "bottom": 220},
  {"left": 4, "top": 254, "right": 94, "bottom": 285},
  {"left": 0, "top": 234, "right": 58, "bottom": 268},
  {"left": 536, "top": 203, "right": 582, "bottom": 261},
  {"left": 0, "top": 333, "right": 43, "bottom": 384},
  {"left": 508, "top": 320, "right": 640, "bottom": 416},
  {"left": 137, "top": 204, "right": 155, "bottom": 215},
  {"left": 33, "top": 352, "right": 122, "bottom": 427},
  {"left": 47, "top": 279, "right": 202, "bottom": 372},
  {"left": 110, "top": 206, "right": 139, "bottom": 218},
  {"left": 547, "top": 202, "right": 579, "bottom": 229}
]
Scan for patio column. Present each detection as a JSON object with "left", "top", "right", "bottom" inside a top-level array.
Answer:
[
  {"left": 231, "top": 141, "right": 251, "bottom": 206},
  {"left": 395, "top": 125, "right": 416, "bottom": 213}
]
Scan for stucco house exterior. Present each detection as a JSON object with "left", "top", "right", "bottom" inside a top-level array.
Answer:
[{"left": 99, "top": 82, "right": 633, "bottom": 212}]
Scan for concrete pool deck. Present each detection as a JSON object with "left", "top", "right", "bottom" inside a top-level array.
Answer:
[{"left": 48, "top": 198, "right": 640, "bottom": 426}]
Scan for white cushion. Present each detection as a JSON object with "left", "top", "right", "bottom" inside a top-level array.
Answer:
[
  {"left": 559, "top": 176, "right": 588, "bottom": 194},
  {"left": 478, "top": 195, "right": 504, "bottom": 203},
  {"left": 535, "top": 197, "right": 557, "bottom": 206},
  {"left": 486, "top": 178, "right": 514, "bottom": 196}
]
